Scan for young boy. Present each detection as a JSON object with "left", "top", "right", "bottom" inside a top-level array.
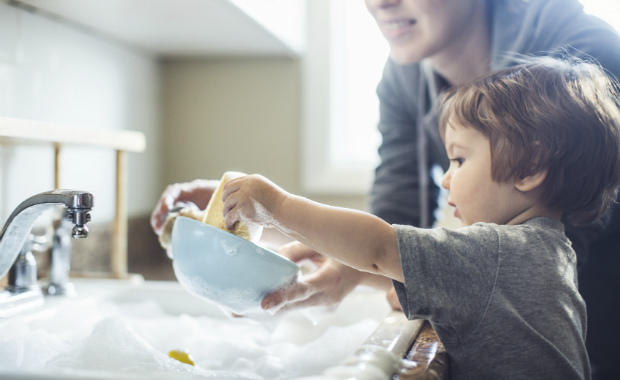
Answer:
[{"left": 220, "top": 56, "right": 620, "bottom": 380}]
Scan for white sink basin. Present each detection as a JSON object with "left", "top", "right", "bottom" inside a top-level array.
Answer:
[{"left": 0, "top": 278, "right": 418, "bottom": 380}]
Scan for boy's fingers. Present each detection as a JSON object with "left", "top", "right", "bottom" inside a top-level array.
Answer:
[
  {"left": 221, "top": 179, "right": 238, "bottom": 200},
  {"left": 224, "top": 209, "right": 239, "bottom": 230},
  {"left": 222, "top": 195, "right": 237, "bottom": 216}
]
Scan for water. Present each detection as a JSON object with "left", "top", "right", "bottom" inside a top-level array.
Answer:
[{"left": 0, "top": 290, "right": 386, "bottom": 380}]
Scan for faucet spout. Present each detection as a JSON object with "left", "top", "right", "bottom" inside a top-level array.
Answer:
[{"left": 0, "top": 190, "right": 93, "bottom": 280}]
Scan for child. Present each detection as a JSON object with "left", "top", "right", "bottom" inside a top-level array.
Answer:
[{"left": 221, "top": 56, "right": 620, "bottom": 380}]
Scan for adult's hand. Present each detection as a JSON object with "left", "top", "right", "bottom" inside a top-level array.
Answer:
[
  {"left": 261, "top": 241, "right": 392, "bottom": 312},
  {"left": 150, "top": 179, "right": 219, "bottom": 235},
  {"left": 386, "top": 286, "right": 403, "bottom": 311}
]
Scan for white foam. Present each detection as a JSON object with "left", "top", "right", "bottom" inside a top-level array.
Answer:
[
  {"left": 220, "top": 239, "right": 242, "bottom": 256},
  {"left": 0, "top": 297, "right": 382, "bottom": 380},
  {"left": 249, "top": 198, "right": 301, "bottom": 240},
  {"left": 179, "top": 271, "right": 260, "bottom": 313}
]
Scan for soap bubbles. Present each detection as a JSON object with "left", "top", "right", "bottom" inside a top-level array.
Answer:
[{"left": 0, "top": 294, "right": 384, "bottom": 380}]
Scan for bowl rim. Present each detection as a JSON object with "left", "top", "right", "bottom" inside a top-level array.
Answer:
[{"left": 172, "top": 216, "right": 298, "bottom": 268}]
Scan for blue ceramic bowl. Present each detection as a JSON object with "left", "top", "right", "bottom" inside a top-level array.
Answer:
[{"left": 170, "top": 216, "right": 299, "bottom": 314}]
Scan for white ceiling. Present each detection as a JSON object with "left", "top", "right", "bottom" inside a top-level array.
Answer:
[{"left": 15, "top": 0, "right": 303, "bottom": 57}]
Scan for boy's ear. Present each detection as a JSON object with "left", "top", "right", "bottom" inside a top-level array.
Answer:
[{"left": 515, "top": 170, "right": 547, "bottom": 192}]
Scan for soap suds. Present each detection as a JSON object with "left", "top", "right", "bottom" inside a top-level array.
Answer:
[
  {"left": 0, "top": 297, "right": 382, "bottom": 380},
  {"left": 221, "top": 240, "right": 242, "bottom": 256},
  {"left": 249, "top": 198, "right": 303, "bottom": 241}
]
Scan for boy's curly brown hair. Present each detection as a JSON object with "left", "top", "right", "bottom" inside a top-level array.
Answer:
[{"left": 439, "top": 55, "right": 620, "bottom": 225}]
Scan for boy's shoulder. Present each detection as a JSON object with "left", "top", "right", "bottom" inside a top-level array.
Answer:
[
  {"left": 468, "top": 217, "right": 570, "bottom": 249},
  {"left": 396, "top": 218, "right": 571, "bottom": 269},
  {"left": 472, "top": 217, "right": 566, "bottom": 237},
  {"left": 397, "top": 217, "right": 566, "bottom": 243}
]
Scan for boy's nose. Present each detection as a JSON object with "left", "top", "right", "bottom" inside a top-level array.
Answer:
[{"left": 441, "top": 171, "right": 451, "bottom": 190}]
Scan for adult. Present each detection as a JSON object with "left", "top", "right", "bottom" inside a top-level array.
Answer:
[{"left": 151, "top": 1, "right": 620, "bottom": 378}]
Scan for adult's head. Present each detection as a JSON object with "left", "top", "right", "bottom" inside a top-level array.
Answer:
[{"left": 364, "top": 0, "right": 492, "bottom": 83}]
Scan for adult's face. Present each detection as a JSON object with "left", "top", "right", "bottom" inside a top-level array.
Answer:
[{"left": 364, "top": 0, "right": 487, "bottom": 65}]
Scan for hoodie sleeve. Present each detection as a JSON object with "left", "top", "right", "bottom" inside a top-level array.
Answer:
[
  {"left": 490, "top": 0, "right": 620, "bottom": 80},
  {"left": 369, "top": 60, "right": 426, "bottom": 226}
]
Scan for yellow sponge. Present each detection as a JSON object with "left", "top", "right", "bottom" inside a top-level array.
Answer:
[
  {"left": 168, "top": 349, "right": 194, "bottom": 366},
  {"left": 202, "top": 171, "right": 262, "bottom": 243}
]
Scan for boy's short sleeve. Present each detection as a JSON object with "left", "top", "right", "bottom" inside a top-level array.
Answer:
[{"left": 393, "top": 224, "right": 500, "bottom": 338}]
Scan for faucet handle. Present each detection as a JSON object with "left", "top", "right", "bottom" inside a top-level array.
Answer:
[{"left": 8, "top": 234, "right": 41, "bottom": 292}]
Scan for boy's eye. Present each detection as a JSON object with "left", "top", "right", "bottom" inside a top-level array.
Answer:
[{"left": 450, "top": 158, "right": 464, "bottom": 167}]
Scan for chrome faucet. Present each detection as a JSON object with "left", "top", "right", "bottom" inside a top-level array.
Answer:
[{"left": 0, "top": 190, "right": 93, "bottom": 317}]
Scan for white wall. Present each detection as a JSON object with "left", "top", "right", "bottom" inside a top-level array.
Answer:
[
  {"left": 0, "top": 2, "right": 162, "bottom": 224},
  {"left": 0, "top": 1, "right": 367, "bottom": 234},
  {"left": 161, "top": 58, "right": 301, "bottom": 193},
  {"left": 161, "top": 58, "right": 368, "bottom": 211}
]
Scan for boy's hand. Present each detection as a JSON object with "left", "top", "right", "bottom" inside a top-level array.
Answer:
[{"left": 222, "top": 174, "right": 286, "bottom": 231}]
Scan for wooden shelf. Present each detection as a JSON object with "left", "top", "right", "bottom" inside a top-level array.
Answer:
[
  {"left": 0, "top": 116, "right": 146, "bottom": 279},
  {"left": 0, "top": 117, "right": 145, "bottom": 152}
]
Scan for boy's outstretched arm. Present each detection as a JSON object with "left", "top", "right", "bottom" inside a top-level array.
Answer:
[{"left": 222, "top": 175, "right": 404, "bottom": 283}]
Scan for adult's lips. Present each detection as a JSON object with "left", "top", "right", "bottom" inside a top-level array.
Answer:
[{"left": 380, "top": 18, "right": 416, "bottom": 40}]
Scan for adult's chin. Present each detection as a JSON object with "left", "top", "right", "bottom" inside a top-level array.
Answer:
[{"left": 389, "top": 45, "right": 426, "bottom": 66}]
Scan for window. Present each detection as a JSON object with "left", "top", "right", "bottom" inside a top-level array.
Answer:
[
  {"left": 302, "top": 0, "right": 387, "bottom": 194},
  {"left": 302, "top": 0, "right": 620, "bottom": 194},
  {"left": 328, "top": 1, "right": 388, "bottom": 168}
]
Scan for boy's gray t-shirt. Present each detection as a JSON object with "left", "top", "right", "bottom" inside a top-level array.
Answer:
[{"left": 393, "top": 217, "right": 589, "bottom": 380}]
